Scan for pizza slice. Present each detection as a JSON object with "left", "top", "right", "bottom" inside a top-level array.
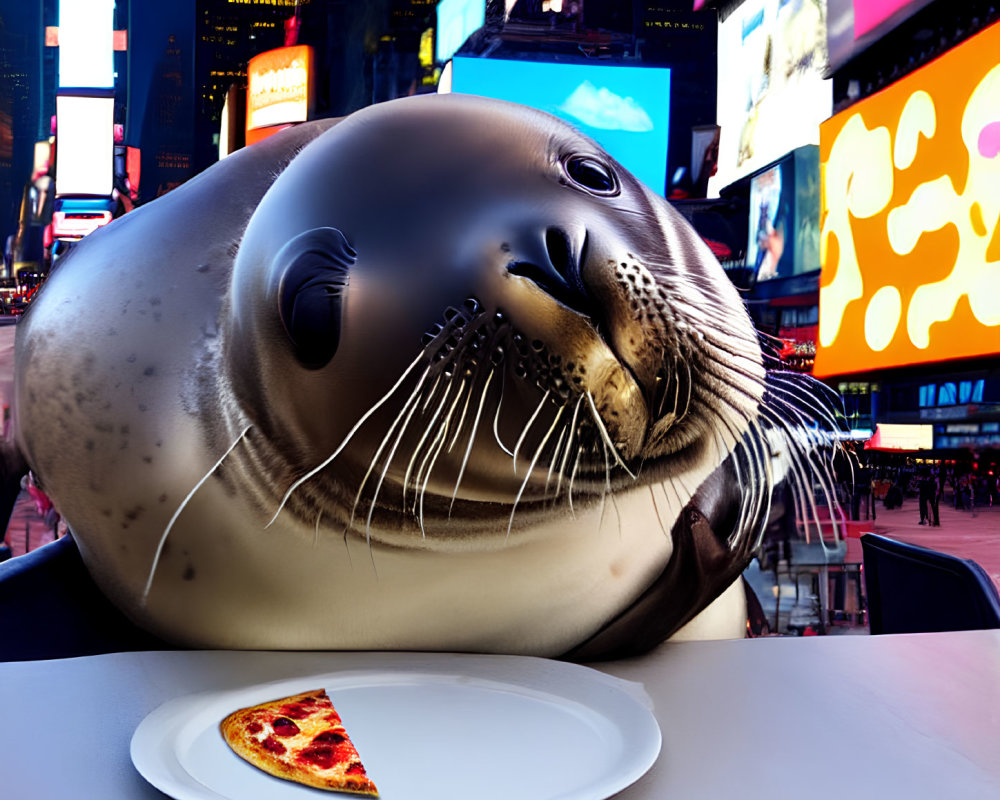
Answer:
[{"left": 220, "top": 688, "right": 378, "bottom": 796}]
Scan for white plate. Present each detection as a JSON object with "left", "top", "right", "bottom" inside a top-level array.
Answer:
[{"left": 131, "top": 653, "right": 661, "bottom": 800}]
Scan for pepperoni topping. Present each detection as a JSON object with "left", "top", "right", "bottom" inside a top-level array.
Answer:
[
  {"left": 271, "top": 717, "right": 300, "bottom": 737},
  {"left": 298, "top": 739, "right": 358, "bottom": 771},
  {"left": 247, "top": 721, "right": 264, "bottom": 735},
  {"left": 312, "top": 731, "right": 346, "bottom": 745},
  {"left": 261, "top": 736, "right": 287, "bottom": 755},
  {"left": 346, "top": 762, "right": 367, "bottom": 776},
  {"left": 278, "top": 702, "right": 314, "bottom": 720}
]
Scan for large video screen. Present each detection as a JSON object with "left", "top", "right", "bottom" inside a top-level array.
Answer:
[
  {"left": 826, "top": 0, "right": 936, "bottom": 73},
  {"left": 447, "top": 57, "right": 671, "bottom": 195},
  {"left": 436, "top": 0, "right": 485, "bottom": 63},
  {"left": 55, "top": 93, "right": 114, "bottom": 197},
  {"left": 747, "top": 145, "right": 821, "bottom": 283},
  {"left": 58, "top": 0, "right": 115, "bottom": 88},
  {"left": 814, "top": 20, "right": 1000, "bottom": 378},
  {"left": 710, "top": 0, "right": 831, "bottom": 195},
  {"left": 246, "top": 45, "right": 314, "bottom": 132}
]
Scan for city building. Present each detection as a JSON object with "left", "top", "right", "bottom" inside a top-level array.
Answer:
[{"left": 694, "top": 0, "right": 1000, "bottom": 471}]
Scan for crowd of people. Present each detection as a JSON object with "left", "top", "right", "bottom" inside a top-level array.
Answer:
[{"left": 850, "top": 458, "right": 999, "bottom": 524}]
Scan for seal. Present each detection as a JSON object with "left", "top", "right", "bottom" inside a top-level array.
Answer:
[{"left": 7, "top": 94, "right": 842, "bottom": 659}]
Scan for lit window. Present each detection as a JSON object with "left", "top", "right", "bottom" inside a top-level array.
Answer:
[
  {"left": 937, "top": 383, "right": 957, "bottom": 405},
  {"left": 919, "top": 384, "right": 935, "bottom": 407},
  {"left": 972, "top": 379, "right": 985, "bottom": 403},
  {"left": 959, "top": 381, "right": 972, "bottom": 404}
]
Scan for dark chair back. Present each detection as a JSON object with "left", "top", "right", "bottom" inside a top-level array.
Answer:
[{"left": 861, "top": 533, "right": 1000, "bottom": 634}]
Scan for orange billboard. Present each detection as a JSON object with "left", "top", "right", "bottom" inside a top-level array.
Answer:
[
  {"left": 814, "top": 20, "right": 1000, "bottom": 378},
  {"left": 246, "top": 45, "right": 314, "bottom": 133}
]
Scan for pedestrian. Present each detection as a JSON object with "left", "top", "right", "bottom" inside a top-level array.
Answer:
[
  {"left": 926, "top": 475, "right": 940, "bottom": 526},
  {"left": 917, "top": 472, "right": 933, "bottom": 525}
]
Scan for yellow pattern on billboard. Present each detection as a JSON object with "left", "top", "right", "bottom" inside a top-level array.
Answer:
[{"left": 815, "top": 21, "right": 1000, "bottom": 377}]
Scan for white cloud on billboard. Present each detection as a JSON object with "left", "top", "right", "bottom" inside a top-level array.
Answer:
[{"left": 558, "top": 81, "right": 654, "bottom": 132}]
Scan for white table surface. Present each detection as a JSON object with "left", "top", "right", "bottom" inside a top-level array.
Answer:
[{"left": 1, "top": 630, "right": 998, "bottom": 799}]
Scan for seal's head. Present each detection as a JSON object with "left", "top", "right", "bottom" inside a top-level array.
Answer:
[{"left": 218, "top": 94, "right": 776, "bottom": 549}]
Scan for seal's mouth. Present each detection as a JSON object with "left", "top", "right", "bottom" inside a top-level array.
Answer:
[{"left": 503, "top": 228, "right": 672, "bottom": 447}]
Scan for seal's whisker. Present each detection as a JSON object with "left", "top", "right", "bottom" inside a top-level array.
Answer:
[
  {"left": 585, "top": 392, "right": 636, "bottom": 480},
  {"left": 267, "top": 349, "right": 430, "bottom": 528},
  {"left": 402, "top": 372, "right": 456, "bottom": 508},
  {"left": 492, "top": 374, "right": 515, "bottom": 457},
  {"left": 143, "top": 424, "right": 251, "bottom": 602},
  {"left": 759, "top": 405, "right": 840, "bottom": 545},
  {"left": 411, "top": 375, "right": 466, "bottom": 516},
  {"left": 349, "top": 367, "right": 430, "bottom": 534},
  {"left": 609, "top": 492, "right": 624, "bottom": 539},
  {"left": 416, "top": 424, "right": 449, "bottom": 538},
  {"left": 506, "top": 402, "right": 564, "bottom": 540},
  {"left": 446, "top": 376, "right": 475, "bottom": 453},
  {"left": 677, "top": 356, "right": 693, "bottom": 423},
  {"left": 765, "top": 374, "right": 840, "bottom": 423},
  {"left": 512, "top": 389, "right": 551, "bottom": 475},
  {"left": 449, "top": 369, "right": 496, "bottom": 514},
  {"left": 361, "top": 378, "right": 428, "bottom": 547},
  {"left": 546, "top": 424, "right": 569, "bottom": 493},
  {"left": 555, "top": 394, "right": 585, "bottom": 501},
  {"left": 648, "top": 484, "right": 669, "bottom": 538},
  {"left": 568, "top": 446, "right": 583, "bottom": 517},
  {"left": 421, "top": 373, "right": 444, "bottom": 412},
  {"left": 314, "top": 511, "right": 322, "bottom": 548}
]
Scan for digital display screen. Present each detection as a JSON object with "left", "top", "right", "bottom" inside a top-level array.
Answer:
[
  {"left": 247, "top": 45, "right": 314, "bottom": 132},
  {"left": 867, "top": 423, "right": 934, "bottom": 451},
  {"left": 826, "top": 0, "right": 936, "bottom": 72},
  {"left": 747, "top": 145, "right": 821, "bottom": 282},
  {"left": 436, "top": 0, "right": 485, "bottom": 63},
  {"left": 814, "top": 20, "right": 1000, "bottom": 377},
  {"left": 55, "top": 93, "right": 114, "bottom": 197},
  {"left": 711, "top": 0, "right": 831, "bottom": 195},
  {"left": 447, "top": 57, "right": 672, "bottom": 195},
  {"left": 58, "top": 0, "right": 115, "bottom": 88}
]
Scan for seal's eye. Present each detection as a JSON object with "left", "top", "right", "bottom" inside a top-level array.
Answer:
[{"left": 562, "top": 155, "right": 619, "bottom": 196}]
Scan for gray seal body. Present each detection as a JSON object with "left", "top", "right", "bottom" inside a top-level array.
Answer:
[{"left": 13, "top": 94, "right": 837, "bottom": 658}]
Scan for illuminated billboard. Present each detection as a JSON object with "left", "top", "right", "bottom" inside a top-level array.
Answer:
[
  {"left": 55, "top": 93, "right": 114, "bottom": 197},
  {"left": 826, "top": 0, "right": 935, "bottom": 73},
  {"left": 246, "top": 45, "right": 314, "bottom": 133},
  {"left": 436, "top": 0, "right": 484, "bottom": 63},
  {"left": 747, "top": 145, "right": 821, "bottom": 282},
  {"left": 447, "top": 57, "right": 671, "bottom": 195},
  {"left": 865, "top": 423, "right": 933, "bottom": 451},
  {"left": 814, "top": 20, "right": 1000, "bottom": 378},
  {"left": 58, "top": 0, "right": 115, "bottom": 88},
  {"left": 710, "top": 0, "right": 831, "bottom": 195}
]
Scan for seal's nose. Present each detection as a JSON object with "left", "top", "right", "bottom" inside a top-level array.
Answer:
[{"left": 506, "top": 226, "right": 596, "bottom": 319}]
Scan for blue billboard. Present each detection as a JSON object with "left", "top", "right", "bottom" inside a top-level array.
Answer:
[{"left": 448, "top": 57, "right": 672, "bottom": 195}]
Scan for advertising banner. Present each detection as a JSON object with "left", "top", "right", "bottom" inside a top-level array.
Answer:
[
  {"left": 747, "top": 145, "right": 821, "bottom": 283},
  {"left": 55, "top": 93, "right": 114, "bottom": 197},
  {"left": 710, "top": 0, "right": 831, "bottom": 195},
  {"left": 447, "top": 57, "right": 671, "bottom": 195},
  {"left": 815, "top": 20, "right": 1000, "bottom": 377},
  {"left": 246, "top": 45, "right": 314, "bottom": 133},
  {"left": 826, "top": 0, "right": 935, "bottom": 74}
]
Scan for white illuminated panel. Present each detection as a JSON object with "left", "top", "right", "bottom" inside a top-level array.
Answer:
[
  {"left": 55, "top": 94, "right": 114, "bottom": 197},
  {"left": 58, "top": 0, "right": 115, "bottom": 88},
  {"left": 710, "top": 0, "right": 831, "bottom": 195},
  {"left": 870, "top": 424, "right": 933, "bottom": 451}
]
